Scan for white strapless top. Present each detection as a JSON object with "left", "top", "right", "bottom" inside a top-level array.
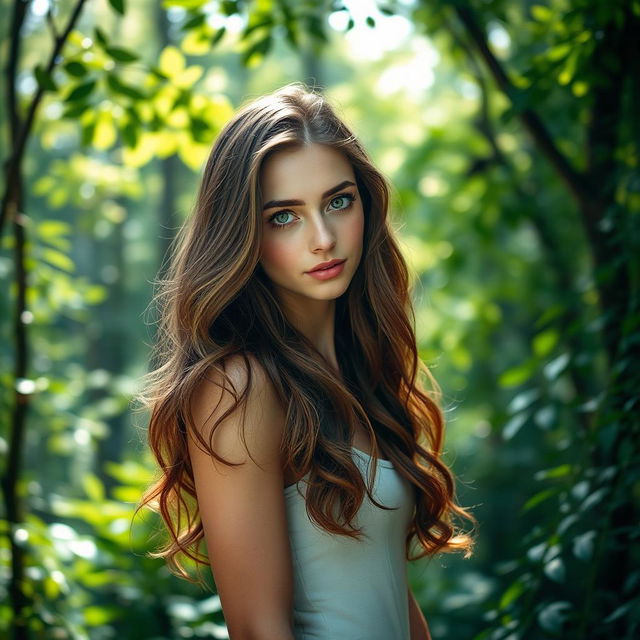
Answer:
[{"left": 284, "top": 447, "right": 415, "bottom": 640}]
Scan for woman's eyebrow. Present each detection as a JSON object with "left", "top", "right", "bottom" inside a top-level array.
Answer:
[{"left": 262, "top": 180, "right": 356, "bottom": 211}]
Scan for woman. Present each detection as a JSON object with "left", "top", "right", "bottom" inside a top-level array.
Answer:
[{"left": 137, "top": 84, "right": 474, "bottom": 639}]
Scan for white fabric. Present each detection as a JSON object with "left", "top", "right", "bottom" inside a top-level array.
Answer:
[{"left": 284, "top": 447, "right": 415, "bottom": 640}]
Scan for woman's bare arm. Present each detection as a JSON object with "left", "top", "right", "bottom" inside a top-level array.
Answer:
[
  {"left": 408, "top": 586, "right": 432, "bottom": 640},
  {"left": 187, "top": 355, "right": 295, "bottom": 640}
]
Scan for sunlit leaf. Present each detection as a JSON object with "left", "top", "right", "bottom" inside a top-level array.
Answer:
[
  {"left": 499, "top": 580, "right": 525, "bottom": 609},
  {"left": 37, "top": 220, "right": 71, "bottom": 238},
  {"left": 535, "top": 464, "right": 572, "bottom": 480},
  {"left": 507, "top": 388, "right": 539, "bottom": 413},
  {"left": 534, "top": 405, "right": 556, "bottom": 429},
  {"left": 531, "top": 5, "right": 552, "bottom": 21},
  {"left": 543, "top": 353, "right": 569, "bottom": 380},
  {"left": 174, "top": 65, "right": 203, "bottom": 88},
  {"left": 41, "top": 248, "right": 75, "bottom": 273},
  {"left": 242, "top": 35, "right": 272, "bottom": 66},
  {"left": 544, "top": 556, "right": 565, "bottom": 582},
  {"left": 84, "top": 606, "right": 117, "bottom": 626},
  {"left": 499, "top": 359, "right": 536, "bottom": 387},
  {"left": 93, "top": 111, "right": 117, "bottom": 150},
  {"left": 572, "top": 530, "right": 596, "bottom": 561},
  {"left": 538, "top": 601, "right": 571, "bottom": 633},
  {"left": 502, "top": 412, "right": 529, "bottom": 440},
  {"left": 533, "top": 330, "right": 558, "bottom": 357},
  {"left": 159, "top": 45, "right": 186, "bottom": 76},
  {"left": 523, "top": 488, "right": 557, "bottom": 512}
]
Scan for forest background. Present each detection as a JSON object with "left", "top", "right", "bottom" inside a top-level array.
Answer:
[{"left": 1, "top": 0, "right": 638, "bottom": 639}]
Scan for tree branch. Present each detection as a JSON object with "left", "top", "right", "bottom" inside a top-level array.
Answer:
[
  {"left": 452, "top": 4, "right": 591, "bottom": 213},
  {"left": 0, "top": 0, "right": 89, "bottom": 240}
]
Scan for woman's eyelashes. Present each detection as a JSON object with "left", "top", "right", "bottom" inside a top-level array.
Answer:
[{"left": 267, "top": 193, "right": 356, "bottom": 229}]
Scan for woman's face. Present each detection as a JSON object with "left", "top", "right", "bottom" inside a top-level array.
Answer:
[{"left": 259, "top": 143, "right": 365, "bottom": 307}]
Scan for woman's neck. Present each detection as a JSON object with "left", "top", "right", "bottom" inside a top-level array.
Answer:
[{"left": 278, "top": 295, "right": 339, "bottom": 371}]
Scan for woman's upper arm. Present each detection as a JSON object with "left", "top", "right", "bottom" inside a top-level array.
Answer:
[{"left": 187, "top": 356, "right": 294, "bottom": 639}]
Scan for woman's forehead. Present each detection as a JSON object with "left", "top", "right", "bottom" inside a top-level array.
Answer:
[{"left": 260, "top": 143, "right": 355, "bottom": 200}]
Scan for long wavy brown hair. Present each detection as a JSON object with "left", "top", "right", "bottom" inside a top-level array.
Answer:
[{"left": 135, "top": 83, "right": 474, "bottom": 581}]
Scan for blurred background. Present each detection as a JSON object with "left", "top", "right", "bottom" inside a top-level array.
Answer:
[{"left": 1, "top": 0, "right": 638, "bottom": 638}]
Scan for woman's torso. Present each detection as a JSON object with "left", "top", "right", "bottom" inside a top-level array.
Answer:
[{"left": 284, "top": 444, "right": 415, "bottom": 640}]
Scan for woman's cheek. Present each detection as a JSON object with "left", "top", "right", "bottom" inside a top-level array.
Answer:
[
  {"left": 343, "top": 208, "right": 365, "bottom": 250},
  {"left": 261, "top": 236, "right": 299, "bottom": 273}
]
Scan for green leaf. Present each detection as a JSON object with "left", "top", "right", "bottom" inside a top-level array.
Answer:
[
  {"left": 242, "top": 17, "right": 273, "bottom": 39},
  {"left": 189, "top": 115, "right": 211, "bottom": 142},
  {"left": 35, "top": 65, "right": 57, "bottom": 91},
  {"left": 182, "top": 12, "right": 206, "bottom": 30},
  {"left": 122, "top": 120, "right": 138, "bottom": 148},
  {"left": 548, "top": 43, "right": 571, "bottom": 61},
  {"left": 499, "top": 580, "right": 525, "bottom": 609},
  {"left": 64, "top": 61, "right": 88, "bottom": 77},
  {"left": 211, "top": 26, "right": 226, "bottom": 47},
  {"left": 534, "top": 464, "right": 572, "bottom": 480},
  {"left": 105, "top": 46, "right": 138, "bottom": 62},
  {"left": 220, "top": 0, "right": 239, "bottom": 16},
  {"left": 84, "top": 606, "right": 117, "bottom": 626},
  {"left": 108, "top": 0, "right": 125, "bottom": 15},
  {"left": 41, "top": 248, "right": 75, "bottom": 272},
  {"left": 499, "top": 358, "right": 536, "bottom": 387},
  {"left": 62, "top": 103, "right": 90, "bottom": 119},
  {"left": 572, "top": 530, "right": 596, "bottom": 561},
  {"left": 544, "top": 557, "right": 565, "bottom": 582},
  {"left": 150, "top": 66, "right": 170, "bottom": 81},
  {"left": 94, "top": 27, "right": 108, "bottom": 47},
  {"left": 603, "top": 602, "right": 634, "bottom": 624},
  {"left": 366, "top": 16, "right": 376, "bottom": 27},
  {"left": 306, "top": 15, "right": 328, "bottom": 42},
  {"left": 242, "top": 35, "right": 272, "bottom": 66},
  {"left": 508, "top": 389, "right": 539, "bottom": 413},
  {"left": 65, "top": 79, "right": 96, "bottom": 103},
  {"left": 538, "top": 601, "right": 571, "bottom": 633},
  {"left": 543, "top": 353, "right": 569, "bottom": 380},
  {"left": 106, "top": 73, "right": 146, "bottom": 100},
  {"left": 523, "top": 488, "right": 557, "bottom": 511},
  {"left": 533, "top": 330, "right": 558, "bottom": 357},
  {"left": 502, "top": 413, "right": 529, "bottom": 440},
  {"left": 531, "top": 5, "right": 552, "bottom": 22},
  {"left": 38, "top": 220, "right": 71, "bottom": 238},
  {"left": 82, "top": 119, "right": 97, "bottom": 147},
  {"left": 82, "top": 473, "right": 105, "bottom": 502}
]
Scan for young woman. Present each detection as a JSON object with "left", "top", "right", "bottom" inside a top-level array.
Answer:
[{"left": 138, "top": 84, "right": 474, "bottom": 640}]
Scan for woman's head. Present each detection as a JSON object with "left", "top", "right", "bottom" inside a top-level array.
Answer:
[
  {"left": 179, "top": 83, "right": 391, "bottom": 341},
  {"left": 137, "top": 83, "right": 474, "bottom": 582}
]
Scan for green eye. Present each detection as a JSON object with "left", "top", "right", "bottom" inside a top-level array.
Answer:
[
  {"left": 273, "top": 212, "right": 292, "bottom": 225},
  {"left": 267, "top": 210, "right": 297, "bottom": 229},
  {"left": 329, "top": 194, "right": 354, "bottom": 210}
]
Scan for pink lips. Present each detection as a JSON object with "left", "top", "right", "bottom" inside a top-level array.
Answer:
[{"left": 306, "top": 259, "right": 346, "bottom": 281}]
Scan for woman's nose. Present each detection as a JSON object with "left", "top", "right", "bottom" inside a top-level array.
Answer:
[{"left": 310, "top": 214, "right": 336, "bottom": 252}]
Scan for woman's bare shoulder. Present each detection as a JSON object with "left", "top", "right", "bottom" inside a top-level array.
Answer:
[{"left": 189, "top": 352, "right": 285, "bottom": 468}]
